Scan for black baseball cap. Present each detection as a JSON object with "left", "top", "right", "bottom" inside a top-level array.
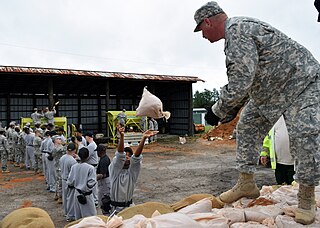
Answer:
[
  {"left": 67, "top": 143, "right": 76, "bottom": 151},
  {"left": 84, "top": 131, "right": 94, "bottom": 138}
]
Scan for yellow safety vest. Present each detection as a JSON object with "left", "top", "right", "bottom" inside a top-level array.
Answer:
[{"left": 260, "top": 128, "right": 276, "bottom": 170}]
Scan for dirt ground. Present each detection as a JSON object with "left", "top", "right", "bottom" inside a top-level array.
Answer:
[{"left": 0, "top": 128, "right": 276, "bottom": 227}]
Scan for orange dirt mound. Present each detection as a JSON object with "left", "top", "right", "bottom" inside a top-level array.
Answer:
[{"left": 203, "top": 113, "right": 240, "bottom": 140}]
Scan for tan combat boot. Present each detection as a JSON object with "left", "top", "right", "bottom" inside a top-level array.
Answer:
[
  {"left": 294, "top": 184, "right": 316, "bottom": 225},
  {"left": 54, "top": 192, "right": 59, "bottom": 201},
  {"left": 57, "top": 197, "right": 63, "bottom": 204},
  {"left": 219, "top": 172, "right": 260, "bottom": 204}
]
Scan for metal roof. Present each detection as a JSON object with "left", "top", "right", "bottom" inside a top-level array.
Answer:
[{"left": 0, "top": 65, "right": 204, "bottom": 82}]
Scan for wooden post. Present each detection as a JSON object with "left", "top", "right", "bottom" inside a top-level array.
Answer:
[
  {"left": 6, "top": 93, "right": 10, "bottom": 126},
  {"left": 98, "top": 94, "right": 102, "bottom": 133},
  {"left": 48, "top": 79, "right": 54, "bottom": 109},
  {"left": 105, "top": 81, "right": 110, "bottom": 137},
  {"left": 188, "top": 83, "right": 194, "bottom": 136}
]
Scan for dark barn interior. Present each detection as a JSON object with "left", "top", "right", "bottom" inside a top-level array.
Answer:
[{"left": 0, "top": 66, "right": 203, "bottom": 137}]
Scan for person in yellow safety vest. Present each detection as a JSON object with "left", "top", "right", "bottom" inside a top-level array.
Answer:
[{"left": 260, "top": 115, "right": 295, "bottom": 185}]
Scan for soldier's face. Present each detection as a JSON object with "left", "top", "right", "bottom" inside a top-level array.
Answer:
[{"left": 200, "top": 18, "right": 221, "bottom": 43}]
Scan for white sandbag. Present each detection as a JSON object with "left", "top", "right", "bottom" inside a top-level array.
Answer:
[
  {"left": 178, "top": 198, "right": 212, "bottom": 215},
  {"left": 230, "top": 221, "right": 268, "bottom": 228},
  {"left": 120, "top": 214, "right": 147, "bottom": 227},
  {"left": 122, "top": 212, "right": 203, "bottom": 228},
  {"left": 136, "top": 87, "right": 170, "bottom": 119},
  {"left": 107, "top": 215, "right": 124, "bottom": 228},
  {"left": 260, "top": 185, "right": 275, "bottom": 196},
  {"left": 69, "top": 216, "right": 106, "bottom": 228},
  {"left": 212, "top": 208, "right": 245, "bottom": 225},
  {"left": 269, "top": 185, "right": 298, "bottom": 205},
  {"left": 244, "top": 210, "right": 273, "bottom": 224},
  {"left": 261, "top": 217, "right": 276, "bottom": 228},
  {"left": 187, "top": 212, "right": 229, "bottom": 227},
  {"left": 244, "top": 204, "right": 283, "bottom": 222},
  {"left": 275, "top": 215, "right": 305, "bottom": 228}
]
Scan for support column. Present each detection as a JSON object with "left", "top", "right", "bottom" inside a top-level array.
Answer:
[
  {"left": 77, "top": 95, "right": 81, "bottom": 128},
  {"left": 188, "top": 83, "right": 194, "bottom": 136},
  {"left": 48, "top": 79, "right": 54, "bottom": 109},
  {"left": 105, "top": 81, "right": 110, "bottom": 137},
  {"left": 98, "top": 95, "right": 102, "bottom": 133},
  {"left": 6, "top": 93, "right": 10, "bottom": 125}
]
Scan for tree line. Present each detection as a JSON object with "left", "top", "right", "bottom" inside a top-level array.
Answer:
[{"left": 193, "top": 88, "right": 219, "bottom": 108}]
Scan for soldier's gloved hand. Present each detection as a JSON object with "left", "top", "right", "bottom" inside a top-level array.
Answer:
[
  {"left": 205, "top": 107, "right": 220, "bottom": 126},
  {"left": 220, "top": 106, "right": 241, "bottom": 124}
]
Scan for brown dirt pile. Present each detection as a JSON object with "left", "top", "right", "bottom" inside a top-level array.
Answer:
[{"left": 203, "top": 114, "right": 240, "bottom": 140}]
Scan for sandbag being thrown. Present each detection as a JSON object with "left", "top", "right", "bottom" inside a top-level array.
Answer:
[{"left": 136, "top": 87, "right": 171, "bottom": 119}]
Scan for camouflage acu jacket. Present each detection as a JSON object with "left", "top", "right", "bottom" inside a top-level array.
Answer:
[{"left": 213, "top": 17, "right": 320, "bottom": 124}]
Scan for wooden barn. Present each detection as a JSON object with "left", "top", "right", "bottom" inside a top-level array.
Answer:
[{"left": 0, "top": 66, "right": 203, "bottom": 137}]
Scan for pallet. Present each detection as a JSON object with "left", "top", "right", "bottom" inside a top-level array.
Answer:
[{"left": 124, "top": 132, "right": 148, "bottom": 147}]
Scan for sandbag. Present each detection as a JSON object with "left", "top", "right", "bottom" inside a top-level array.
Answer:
[
  {"left": 170, "top": 193, "right": 224, "bottom": 211},
  {"left": 1, "top": 207, "right": 55, "bottom": 228},
  {"left": 68, "top": 216, "right": 106, "bottom": 228},
  {"left": 187, "top": 212, "right": 229, "bottom": 227},
  {"left": 117, "top": 202, "right": 174, "bottom": 220},
  {"left": 212, "top": 208, "right": 246, "bottom": 225},
  {"left": 275, "top": 215, "right": 305, "bottom": 228},
  {"left": 230, "top": 221, "right": 268, "bottom": 228},
  {"left": 122, "top": 212, "right": 202, "bottom": 228},
  {"left": 136, "top": 87, "right": 170, "bottom": 119},
  {"left": 178, "top": 198, "right": 212, "bottom": 214},
  {"left": 65, "top": 215, "right": 109, "bottom": 228}
]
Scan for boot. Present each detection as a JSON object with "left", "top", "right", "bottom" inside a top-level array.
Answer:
[
  {"left": 19, "top": 164, "right": 25, "bottom": 169},
  {"left": 294, "top": 184, "right": 316, "bottom": 225},
  {"left": 57, "top": 197, "right": 63, "bottom": 204},
  {"left": 219, "top": 172, "right": 260, "bottom": 204},
  {"left": 54, "top": 192, "right": 59, "bottom": 201}
]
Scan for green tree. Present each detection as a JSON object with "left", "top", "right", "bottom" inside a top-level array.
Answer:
[{"left": 193, "top": 88, "right": 219, "bottom": 108}]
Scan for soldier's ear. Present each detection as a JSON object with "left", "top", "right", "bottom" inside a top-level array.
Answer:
[{"left": 203, "top": 18, "right": 211, "bottom": 27}]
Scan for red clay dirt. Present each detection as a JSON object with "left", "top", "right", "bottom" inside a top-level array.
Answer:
[{"left": 0, "top": 129, "right": 275, "bottom": 228}]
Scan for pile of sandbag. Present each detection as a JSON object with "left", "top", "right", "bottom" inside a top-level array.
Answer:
[{"left": 66, "top": 184, "right": 320, "bottom": 227}]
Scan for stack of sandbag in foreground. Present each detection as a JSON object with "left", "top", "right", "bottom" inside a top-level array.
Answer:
[
  {"left": 136, "top": 87, "right": 170, "bottom": 120},
  {"left": 65, "top": 184, "right": 320, "bottom": 227}
]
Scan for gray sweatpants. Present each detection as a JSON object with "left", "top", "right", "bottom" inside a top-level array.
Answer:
[
  {"left": 74, "top": 190, "right": 97, "bottom": 220},
  {"left": 25, "top": 145, "right": 35, "bottom": 169}
]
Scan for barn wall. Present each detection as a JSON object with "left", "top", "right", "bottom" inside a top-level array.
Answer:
[{"left": 0, "top": 73, "right": 196, "bottom": 136}]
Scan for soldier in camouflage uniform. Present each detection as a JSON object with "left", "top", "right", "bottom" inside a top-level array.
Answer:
[
  {"left": 12, "top": 126, "right": 21, "bottom": 167},
  {"left": 194, "top": 2, "right": 320, "bottom": 225},
  {"left": 33, "top": 129, "right": 43, "bottom": 174},
  {"left": 6, "top": 122, "right": 16, "bottom": 162},
  {"left": 52, "top": 135, "right": 66, "bottom": 204},
  {"left": 23, "top": 127, "right": 35, "bottom": 170},
  {"left": 31, "top": 108, "right": 44, "bottom": 126},
  {"left": 43, "top": 107, "right": 56, "bottom": 125},
  {"left": 0, "top": 128, "right": 10, "bottom": 173},
  {"left": 17, "top": 127, "right": 27, "bottom": 169}
]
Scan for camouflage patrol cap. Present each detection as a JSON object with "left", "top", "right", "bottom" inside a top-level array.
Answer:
[{"left": 194, "top": 1, "right": 224, "bottom": 32}]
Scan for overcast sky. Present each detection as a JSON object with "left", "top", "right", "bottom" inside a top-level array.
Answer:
[{"left": 0, "top": 0, "right": 319, "bottom": 93}]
